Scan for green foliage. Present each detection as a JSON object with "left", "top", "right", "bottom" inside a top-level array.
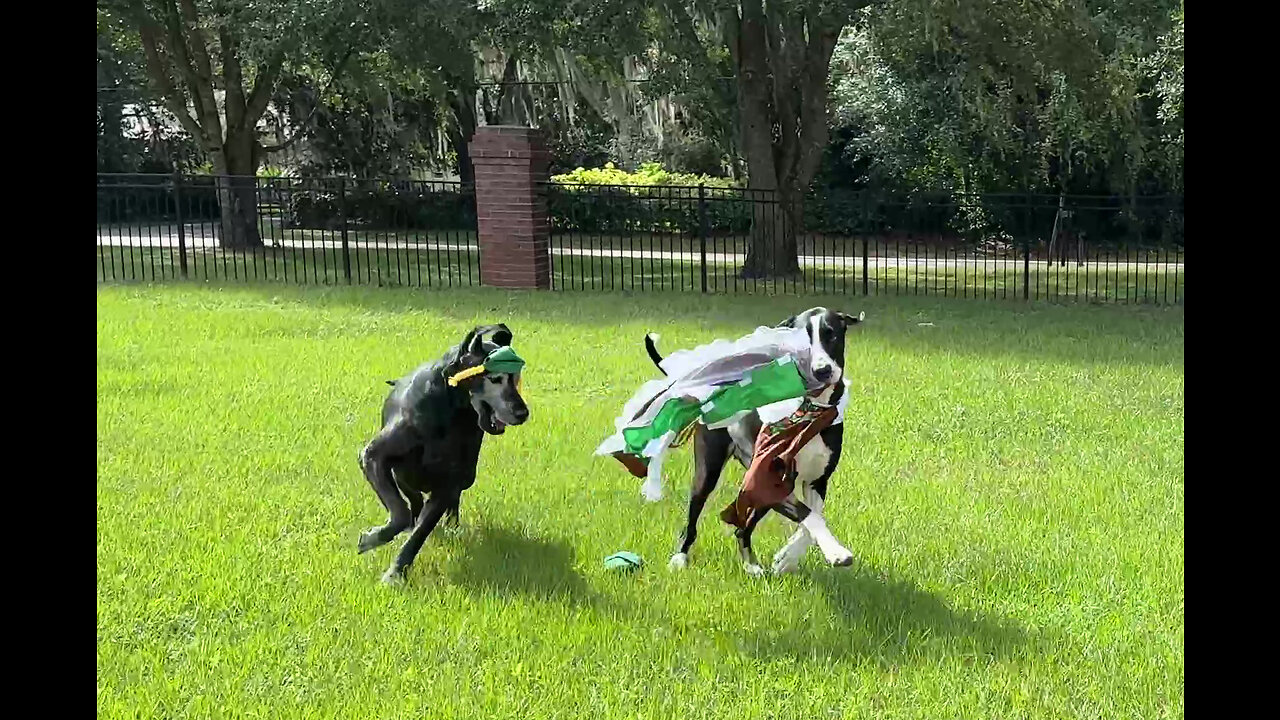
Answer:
[
  {"left": 99, "top": 0, "right": 1184, "bottom": 213},
  {"left": 1143, "top": 4, "right": 1183, "bottom": 189},
  {"left": 551, "top": 161, "right": 734, "bottom": 188},
  {"left": 549, "top": 162, "right": 748, "bottom": 233},
  {"left": 545, "top": 109, "right": 616, "bottom": 174},
  {"left": 273, "top": 70, "right": 449, "bottom": 178},
  {"left": 830, "top": 0, "right": 1184, "bottom": 197},
  {"left": 96, "top": 6, "right": 195, "bottom": 173}
]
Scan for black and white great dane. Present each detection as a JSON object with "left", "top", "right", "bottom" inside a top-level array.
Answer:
[{"left": 645, "top": 307, "right": 865, "bottom": 576}]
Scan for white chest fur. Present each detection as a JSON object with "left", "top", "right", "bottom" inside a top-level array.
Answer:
[{"left": 792, "top": 438, "right": 835, "bottom": 487}]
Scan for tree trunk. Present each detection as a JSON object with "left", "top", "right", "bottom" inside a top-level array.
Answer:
[
  {"left": 212, "top": 135, "right": 262, "bottom": 248},
  {"left": 742, "top": 185, "right": 803, "bottom": 278},
  {"left": 733, "top": 0, "right": 843, "bottom": 279},
  {"left": 738, "top": 0, "right": 792, "bottom": 278},
  {"left": 132, "top": 1, "right": 284, "bottom": 250},
  {"left": 449, "top": 87, "right": 478, "bottom": 185},
  {"left": 495, "top": 53, "right": 528, "bottom": 125}
]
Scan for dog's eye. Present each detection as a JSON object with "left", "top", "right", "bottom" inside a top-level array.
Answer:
[{"left": 487, "top": 376, "right": 503, "bottom": 385}]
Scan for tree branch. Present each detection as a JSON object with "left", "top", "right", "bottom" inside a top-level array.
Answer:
[
  {"left": 770, "top": 6, "right": 804, "bottom": 182},
  {"left": 137, "top": 20, "right": 211, "bottom": 149},
  {"left": 719, "top": 5, "right": 740, "bottom": 71},
  {"left": 495, "top": 52, "right": 522, "bottom": 123},
  {"left": 243, "top": 53, "right": 286, "bottom": 133},
  {"left": 159, "top": 0, "right": 222, "bottom": 144},
  {"left": 177, "top": 0, "right": 217, "bottom": 86},
  {"left": 154, "top": 0, "right": 205, "bottom": 120},
  {"left": 791, "top": 10, "right": 843, "bottom": 190},
  {"left": 663, "top": 0, "right": 704, "bottom": 61},
  {"left": 260, "top": 49, "right": 352, "bottom": 154},
  {"left": 220, "top": 26, "right": 246, "bottom": 135}
]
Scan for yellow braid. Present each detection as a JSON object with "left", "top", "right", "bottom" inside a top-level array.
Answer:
[{"left": 446, "top": 365, "right": 486, "bottom": 387}]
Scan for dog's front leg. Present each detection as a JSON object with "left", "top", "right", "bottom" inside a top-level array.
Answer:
[
  {"left": 772, "top": 498, "right": 853, "bottom": 568},
  {"left": 357, "top": 418, "right": 418, "bottom": 554},
  {"left": 381, "top": 491, "right": 460, "bottom": 584},
  {"left": 735, "top": 507, "right": 770, "bottom": 577}
]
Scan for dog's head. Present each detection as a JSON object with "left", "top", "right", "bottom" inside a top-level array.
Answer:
[
  {"left": 776, "top": 307, "right": 865, "bottom": 385},
  {"left": 449, "top": 323, "right": 529, "bottom": 435}
]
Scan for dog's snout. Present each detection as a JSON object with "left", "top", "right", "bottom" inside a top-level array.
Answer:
[
  {"left": 512, "top": 406, "right": 529, "bottom": 424},
  {"left": 813, "top": 365, "right": 833, "bottom": 382}
]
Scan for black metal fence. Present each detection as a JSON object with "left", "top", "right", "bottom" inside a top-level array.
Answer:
[
  {"left": 97, "top": 173, "right": 1184, "bottom": 304},
  {"left": 546, "top": 183, "right": 1184, "bottom": 304},
  {"left": 96, "top": 173, "right": 479, "bottom": 287}
]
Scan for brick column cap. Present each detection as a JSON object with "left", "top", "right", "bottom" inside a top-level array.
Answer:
[{"left": 470, "top": 126, "right": 551, "bottom": 161}]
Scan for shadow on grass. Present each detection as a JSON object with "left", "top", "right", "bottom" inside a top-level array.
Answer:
[
  {"left": 432, "top": 523, "right": 607, "bottom": 611},
  {"left": 736, "top": 561, "right": 1030, "bottom": 665},
  {"left": 425, "top": 523, "right": 1027, "bottom": 666}
]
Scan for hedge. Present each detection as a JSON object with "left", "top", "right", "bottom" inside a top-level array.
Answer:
[{"left": 286, "top": 182, "right": 476, "bottom": 231}]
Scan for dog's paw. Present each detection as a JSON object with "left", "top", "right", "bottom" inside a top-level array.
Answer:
[
  {"left": 357, "top": 528, "right": 386, "bottom": 554},
  {"left": 771, "top": 554, "right": 801, "bottom": 574},
  {"left": 825, "top": 549, "right": 855, "bottom": 567},
  {"left": 667, "top": 552, "right": 689, "bottom": 571},
  {"left": 743, "top": 563, "right": 767, "bottom": 578},
  {"left": 380, "top": 566, "right": 407, "bottom": 585}
]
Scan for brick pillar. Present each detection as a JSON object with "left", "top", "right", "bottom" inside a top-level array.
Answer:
[{"left": 469, "top": 126, "right": 551, "bottom": 289}]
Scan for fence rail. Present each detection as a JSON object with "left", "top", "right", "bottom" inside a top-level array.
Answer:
[{"left": 97, "top": 173, "right": 1183, "bottom": 304}]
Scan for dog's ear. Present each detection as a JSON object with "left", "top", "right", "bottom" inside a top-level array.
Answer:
[
  {"left": 465, "top": 326, "right": 490, "bottom": 355},
  {"left": 456, "top": 328, "right": 479, "bottom": 353},
  {"left": 445, "top": 328, "right": 484, "bottom": 374},
  {"left": 468, "top": 324, "right": 512, "bottom": 351},
  {"left": 490, "top": 323, "right": 513, "bottom": 347},
  {"left": 838, "top": 311, "right": 865, "bottom": 326}
]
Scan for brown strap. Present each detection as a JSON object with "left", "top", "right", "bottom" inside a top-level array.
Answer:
[
  {"left": 776, "top": 407, "right": 838, "bottom": 474},
  {"left": 611, "top": 452, "right": 649, "bottom": 479},
  {"left": 720, "top": 405, "right": 839, "bottom": 528}
]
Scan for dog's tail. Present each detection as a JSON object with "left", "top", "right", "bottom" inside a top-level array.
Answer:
[{"left": 644, "top": 333, "right": 667, "bottom": 375}]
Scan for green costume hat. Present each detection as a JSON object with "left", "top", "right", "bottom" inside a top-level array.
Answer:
[{"left": 447, "top": 346, "right": 527, "bottom": 386}]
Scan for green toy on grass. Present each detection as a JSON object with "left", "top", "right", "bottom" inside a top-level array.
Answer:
[{"left": 604, "top": 551, "right": 643, "bottom": 572}]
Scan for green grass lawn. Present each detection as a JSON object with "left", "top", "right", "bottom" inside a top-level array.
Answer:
[{"left": 97, "top": 284, "right": 1183, "bottom": 719}]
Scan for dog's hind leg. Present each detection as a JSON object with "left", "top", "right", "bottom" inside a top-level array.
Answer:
[
  {"left": 390, "top": 459, "right": 428, "bottom": 531},
  {"left": 357, "top": 418, "right": 419, "bottom": 554},
  {"left": 405, "top": 489, "right": 424, "bottom": 529},
  {"left": 381, "top": 490, "right": 460, "bottom": 584},
  {"left": 772, "top": 486, "right": 820, "bottom": 574},
  {"left": 771, "top": 496, "right": 853, "bottom": 568},
  {"left": 441, "top": 495, "right": 461, "bottom": 529},
  {"left": 670, "top": 427, "right": 732, "bottom": 570},
  {"left": 735, "top": 507, "right": 770, "bottom": 577}
]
